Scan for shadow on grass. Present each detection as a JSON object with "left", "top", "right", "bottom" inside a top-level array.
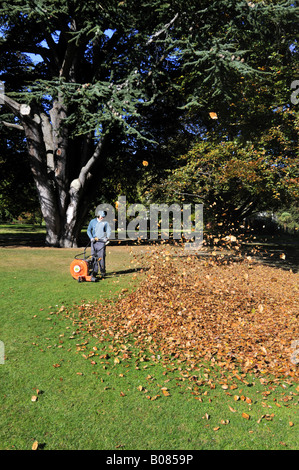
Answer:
[
  {"left": 105, "top": 267, "right": 149, "bottom": 277},
  {"left": 240, "top": 234, "right": 299, "bottom": 273},
  {"left": 181, "top": 233, "right": 299, "bottom": 274},
  {"left": 0, "top": 232, "right": 46, "bottom": 247}
]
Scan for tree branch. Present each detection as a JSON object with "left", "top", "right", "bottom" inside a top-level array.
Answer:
[
  {"left": 0, "top": 93, "right": 21, "bottom": 116},
  {"left": 44, "top": 31, "right": 60, "bottom": 69},
  {"left": 40, "top": 112, "right": 54, "bottom": 172},
  {"left": 146, "top": 13, "right": 179, "bottom": 45},
  {"left": 59, "top": 40, "right": 78, "bottom": 79},
  {"left": 2, "top": 120, "right": 24, "bottom": 131},
  {"left": 77, "top": 137, "right": 104, "bottom": 188}
]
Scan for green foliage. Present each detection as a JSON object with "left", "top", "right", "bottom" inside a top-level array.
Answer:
[
  {"left": 1, "top": 0, "right": 297, "bottom": 141},
  {"left": 148, "top": 134, "right": 299, "bottom": 229},
  {"left": 277, "top": 205, "right": 299, "bottom": 232},
  {"left": 0, "top": 0, "right": 182, "bottom": 140},
  {"left": 176, "top": 0, "right": 298, "bottom": 110}
]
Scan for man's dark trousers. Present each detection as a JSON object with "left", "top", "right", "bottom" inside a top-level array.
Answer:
[{"left": 91, "top": 240, "right": 106, "bottom": 275}]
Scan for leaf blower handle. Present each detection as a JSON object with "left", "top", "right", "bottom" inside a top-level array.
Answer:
[{"left": 91, "top": 237, "right": 109, "bottom": 245}]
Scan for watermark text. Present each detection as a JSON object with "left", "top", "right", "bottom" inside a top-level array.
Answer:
[
  {"left": 96, "top": 196, "right": 203, "bottom": 251},
  {"left": 0, "top": 341, "right": 4, "bottom": 364},
  {"left": 291, "top": 80, "right": 299, "bottom": 105},
  {"left": 0, "top": 81, "right": 4, "bottom": 105}
]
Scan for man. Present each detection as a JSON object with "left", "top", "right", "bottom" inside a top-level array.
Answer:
[{"left": 87, "top": 209, "right": 111, "bottom": 280}]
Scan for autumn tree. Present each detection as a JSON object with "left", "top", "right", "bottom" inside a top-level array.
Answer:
[
  {"left": 148, "top": 134, "right": 299, "bottom": 230},
  {"left": 0, "top": 0, "right": 297, "bottom": 246}
]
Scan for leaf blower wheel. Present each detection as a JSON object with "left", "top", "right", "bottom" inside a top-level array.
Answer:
[{"left": 70, "top": 259, "right": 90, "bottom": 282}]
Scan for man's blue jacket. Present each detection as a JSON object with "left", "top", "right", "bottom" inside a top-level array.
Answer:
[{"left": 87, "top": 218, "right": 111, "bottom": 241}]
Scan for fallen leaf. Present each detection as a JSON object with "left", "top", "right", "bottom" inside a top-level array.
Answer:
[
  {"left": 32, "top": 441, "right": 39, "bottom": 450},
  {"left": 151, "top": 395, "right": 160, "bottom": 400},
  {"left": 257, "top": 415, "right": 265, "bottom": 423}
]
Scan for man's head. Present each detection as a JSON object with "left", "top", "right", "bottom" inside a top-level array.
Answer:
[{"left": 96, "top": 210, "right": 106, "bottom": 220}]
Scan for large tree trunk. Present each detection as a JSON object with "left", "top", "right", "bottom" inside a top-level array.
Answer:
[{"left": 2, "top": 94, "right": 103, "bottom": 247}]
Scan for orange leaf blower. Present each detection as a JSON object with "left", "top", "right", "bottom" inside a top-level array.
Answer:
[{"left": 70, "top": 241, "right": 96, "bottom": 282}]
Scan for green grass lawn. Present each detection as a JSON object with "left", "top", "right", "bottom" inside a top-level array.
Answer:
[{"left": 0, "top": 227, "right": 298, "bottom": 450}]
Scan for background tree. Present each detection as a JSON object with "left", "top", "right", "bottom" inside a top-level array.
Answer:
[{"left": 149, "top": 135, "right": 299, "bottom": 230}]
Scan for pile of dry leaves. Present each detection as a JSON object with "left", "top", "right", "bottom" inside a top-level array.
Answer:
[{"left": 73, "top": 247, "right": 299, "bottom": 382}]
